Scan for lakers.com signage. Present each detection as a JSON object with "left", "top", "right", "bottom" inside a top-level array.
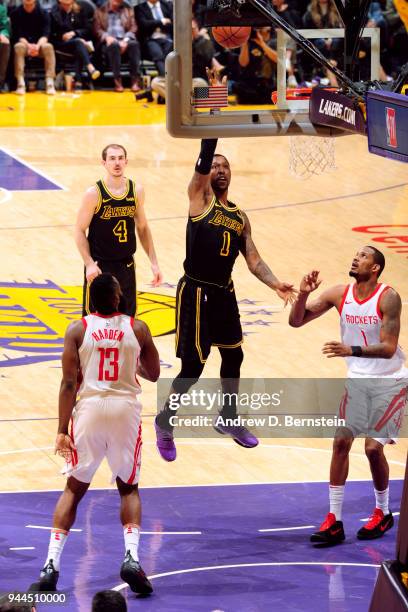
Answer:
[{"left": 0, "top": 280, "right": 175, "bottom": 368}]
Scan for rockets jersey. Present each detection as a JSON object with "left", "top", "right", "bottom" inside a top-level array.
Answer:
[
  {"left": 87, "top": 179, "right": 137, "bottom": 261},
  {"left": 340, "top": 283, "right": 406, "bottom": 376},
  {"left": 183, "top": 195, "right": 245, "bottom": 287},
  {"left": 78, "top": 313, "right": 141, "bottom": 399}
]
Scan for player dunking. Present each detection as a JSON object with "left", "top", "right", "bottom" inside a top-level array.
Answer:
[
  {"left": 154, "top": 135, "right": 297, "bottom": 461},
  {"left": 34, "top": 274, "right": 159, "bottom": 593},
  {"left": 75, "top": 144, "right": 162, "bottom": 317},
  {"left": 289, "top": 246, "right": 407, "bottom": 545}
]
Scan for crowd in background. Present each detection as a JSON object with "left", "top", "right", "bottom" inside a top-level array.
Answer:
[{"left": 0, "top": 0, "right": 406, "bottom": 103}]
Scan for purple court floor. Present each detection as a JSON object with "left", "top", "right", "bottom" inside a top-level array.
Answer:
[{"left": 2, "top": 481, "right": 402, "bottom": 611}]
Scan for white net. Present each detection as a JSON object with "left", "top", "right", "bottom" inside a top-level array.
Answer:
[{"left": 289, "top": 136, "right": 336, "bottom": 180}]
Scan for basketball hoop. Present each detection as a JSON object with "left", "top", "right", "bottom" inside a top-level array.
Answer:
[{"left": 289, "top": 135, "right": 336, "bottom": 180}]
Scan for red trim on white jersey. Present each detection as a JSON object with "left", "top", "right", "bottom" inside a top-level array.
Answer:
[
  {"left": 338, "top": 285, "right": 349, "bottom": 315},
  {"left": 93, "top": 312, "right": 122, "bottom": 318},
  {"left": 376, "top": 285, "right": 390, "bottom": 320},
  {"left": 339, "top": 389, "right": 348, "bottom": 419},
  {"left": 69, "top": 419, "right": 78, "bottom": 467},
  {"left": 352, "top": 283, "right": 382, "bottom": 305},
  {"left": 81, "top": 317, "right": 87, "bottom": 329},
  {"left": 127, "top": 423, "right": 142, "bottom": 484},
  {"left": 374, "top": 387, "right": 407, "bottom": 431}
]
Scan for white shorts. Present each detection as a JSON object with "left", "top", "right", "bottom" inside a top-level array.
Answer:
[
  {"left": 63, "top": 396, "right": 142, "bottom": 484},
  {"left": 339, "top": 376, "right": 407, "bottom": 445}
]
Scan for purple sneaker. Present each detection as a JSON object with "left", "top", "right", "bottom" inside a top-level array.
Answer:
[
  {"left": 154, "top": 417, "right": 176, "bottom": 461},
  {"left": 214, "top": 423, "right": 259, "bottom": 448}
]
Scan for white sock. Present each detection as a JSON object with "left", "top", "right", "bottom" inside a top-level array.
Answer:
[
  {"left": 374, "top": 487, "right": 389, "bottom": 514},
  {"left": 329, "top": 485, "right": 345, "bottom": 521},
  {"left": 44, "top": 528, "right": 68, "bottom": 571},
  {"left": 124, "top": 524, "right": 140, "bottom": 561}
]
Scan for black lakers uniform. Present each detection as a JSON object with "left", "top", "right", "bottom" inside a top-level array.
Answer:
[
  {"left": 83, "top": 179, "right": 138, "bottom": 317},
  {"left": 176, "top": 195, "right": 245, "bottom": 363}
]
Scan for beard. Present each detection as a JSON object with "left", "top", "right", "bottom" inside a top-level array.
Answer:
[{"left": 349, "top": 270, "right": 358, "bottom": 278}]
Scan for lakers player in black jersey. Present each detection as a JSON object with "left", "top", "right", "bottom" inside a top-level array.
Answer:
[
  {"left": 155, "top": 136, "right": 297, "bottom": 461},
  {"left": 75, "top": 144, "right": 162, "bottom": 316}
]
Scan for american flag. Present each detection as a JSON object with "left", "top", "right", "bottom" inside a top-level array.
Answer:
[{"left": 193, "top": 85, "right": 228, "bottom": 109}]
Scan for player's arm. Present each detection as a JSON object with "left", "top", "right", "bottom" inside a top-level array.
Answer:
[
  {"left": 187, "top": 139, "right": 217, "bottom": 217},
  {"left": 323, "top": 288, "right": 402, "bottom": 358},
  {"left": 133, "top": 320, "right": 160, "bottom": 382},
  {"left": 134, "top": 183, "right": 162, "bottom": 286},
  {"left": 240, "top": 211, "right": 297, "bottom": 305},
  {"left": 55, "top": 321, "right": 83, "bottom": 458},
  {"left": 74, "top": 186, "right": 102, "bottom": 282},
  {"left": 289, "top": 272, "right": 341, "bottom": 327}
]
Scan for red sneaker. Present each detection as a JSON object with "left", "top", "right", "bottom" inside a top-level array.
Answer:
[
  {"left": 310, "top": 512, "right": 345, "bottom": 545},
  {"left": 357, "top": 508, "right": 394, "bottom": 540}
]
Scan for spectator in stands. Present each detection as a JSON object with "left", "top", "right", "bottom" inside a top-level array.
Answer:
[
  {"left": 51, "top": 0, "right": 100, "bottom": 88},
  {"left": 94, "top": 0, "right": 141, "bottom": 92},
  {"left": 271, "top": 0, "right": 301, "bottom": 86},
  {"left": 302, "top": 0, "right": 342, "bottom": 86},
  {"left": 384, "top": 0, "right": 408, "bottom": 75},
  {"left": 0, "top": 4, "right": 10, "bottom": 92},
  {"left": 135, "top": 0, "right": 173, "bottom": 77},
  {"left": 233, "top": 27, "right": 278, "bottom": 104},
  {"left": 11, "top": 0, "right": 56, "bottom": 95}
]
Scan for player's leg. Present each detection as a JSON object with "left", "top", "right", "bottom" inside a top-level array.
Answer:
[
  {"left": 112, "top": 258, "right": 136, "bottom": 316},
  {"left": 37, "top": 476, "right": 90, "bottom": 591}
]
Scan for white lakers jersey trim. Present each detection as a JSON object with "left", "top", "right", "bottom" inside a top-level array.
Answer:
[
  {"left": 340, "top": 283, "right": 406, "bottom": 377},
  {"left": 78, "top": 313, "right": 141, "bottom": 398}
]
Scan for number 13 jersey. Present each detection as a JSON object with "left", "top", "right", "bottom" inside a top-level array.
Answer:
[
  {"left": 78, "top": 313, "right": 141, "bottom": 399},
  {"left": 183, "top": 196, "right": 245, "bottom": 287}
]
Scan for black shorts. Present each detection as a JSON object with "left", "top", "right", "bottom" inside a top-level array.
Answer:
[
  {"left": 175, "top": 275, "right": 243, "bottom": 363},
  {"left": 82, "top": 257, "right": 136, "bottom": 317}
]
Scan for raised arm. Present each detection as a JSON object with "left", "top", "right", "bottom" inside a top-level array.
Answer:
[
  {"left": 289, "top": 271, "right": 342, "bottom": 327},
  {"left": 133, "top": 320, "right": 160, "bottom": 382},
  {"left": 187, "top": 139, "right": 217, "bottom": 217},
  {"left": 240, "top": 211, "right": 297, "bottom": 305},
  {"left": 134, "top": 183, "right": 162, "bottom": 286},
  {"left": 74, "top": 186, "right": 102, "bottom": 282}
]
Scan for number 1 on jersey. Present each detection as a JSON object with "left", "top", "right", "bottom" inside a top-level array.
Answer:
[
  {"left": 98, "top": 347, "right": 119, "bottom": 381},
  {"left": 220, "top": 231, "right": 230, "bottom": 256},
  {"left": 113, "top": 219, "right": 128, "bottom": 243}
]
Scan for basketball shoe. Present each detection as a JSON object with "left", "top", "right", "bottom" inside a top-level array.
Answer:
[
  {"left": 214, "top": 423, "right": 258, "bottom": 448},
  {"left": 38, "top": 559, "right": 59, "bottom": 591},
  {"left": 357, "top": 508, "right": 394, "bottom": 540},
  {"left": 120, "top": 551, "right": 153, "bottom": 594},
  {"left": 310, "top": 513, "right": 345, "bottom": 545},
  {"left": 154, "top": 416, "right": 176, "bottom": 461}
]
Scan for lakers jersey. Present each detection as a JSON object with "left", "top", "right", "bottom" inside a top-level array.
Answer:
[
  {"left": 78, "top": 313, "right": 141, "bottom": 399},
  {"left": 183, "top": 196, "right": 245, "bottom": 287},
  {"left": 340, "top": 283, "right": 406, "bottom": 376},
  {"left": 88, "top": 179, "right": 138, "bottom": 261}
]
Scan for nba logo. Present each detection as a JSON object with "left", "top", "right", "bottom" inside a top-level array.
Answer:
[{"left": 385, "top": 107, "right": 398, "bottom": 148}]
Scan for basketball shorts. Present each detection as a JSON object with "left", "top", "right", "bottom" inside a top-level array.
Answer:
[
  {"left": 63, "top": 396, "right": 142, "bottom": 484},
  {"left": 175, "top": 275, "right": 243, "bottom": 364},
  {"left": 82, "top": 256, "right": 136, "bottom": 317},
  {"left": 338, "top": 373, "right": 408, "bottom": 444}
]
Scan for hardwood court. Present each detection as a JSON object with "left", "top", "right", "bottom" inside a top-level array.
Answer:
[{"left": 0, "top": 91, "right": 407, "bottom": 494}]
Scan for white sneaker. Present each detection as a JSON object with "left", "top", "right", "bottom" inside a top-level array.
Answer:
[
  {"left": 85, "top": 40, "right": 95, "bottom": 53},
  {"left": 287, "top": 74, "right": 298, "bottom": 88},
  {"left": 16, "top": 82, "right": 25, "bottom": 95},
  {"left": 46, "top": 78, "right": 56, "bottom": 95}
]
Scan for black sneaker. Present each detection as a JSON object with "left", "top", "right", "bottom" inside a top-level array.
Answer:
[
  {"left": 120, "top": 551, "right": 153, "bottom": 594},
  {"left": 38, "top": 559, "right": 59, "bottom": 591},
  {"left": 357, "top": 508, "right": 394, "bottom": 540},
  {"left": 310, "top": 513, "right": 345, "bottom": 545}
]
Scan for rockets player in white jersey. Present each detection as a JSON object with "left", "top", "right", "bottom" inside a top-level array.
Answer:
[
  {"left": 289, "top": 246, "right": 407, "bottom": 545},
  {"left": 34, "top": 274, "right": 160, "bottom": 593}
]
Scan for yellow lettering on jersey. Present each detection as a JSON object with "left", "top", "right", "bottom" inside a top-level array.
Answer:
[
  {"left": 100, "top": 205, "right": 136, "bottom": 220},
  {"left": 209, "top": 210, "right": 243, "bottom": 236},
  {"left": 113, "top": 219, "right": 128, "bottom": 242}
]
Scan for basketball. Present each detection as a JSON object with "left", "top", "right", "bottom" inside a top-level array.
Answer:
[{"left": 211, "top": 26, "right": 251, "bottom": 49}]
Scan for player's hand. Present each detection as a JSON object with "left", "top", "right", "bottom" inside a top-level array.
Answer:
[
  {"left": 322, "top": 341, "right": 352, "bottom": 358},
  {"left": 150, "top": 264, "right": 163, "bottom": 287},
  {"left": 275, "top": 281, "right": 298, "bottom": 306},
  {"left": 299, "top": 270, "right": 322, "bottom": 295},
  {"left": 206, "top": 66, "right": 227, "bottom": 87},
  {"left": 55, "top": 433, "right": 76, "bottom": 461},
  {"left": 85, "top": 261, "right": 102, "bottom": 283}
]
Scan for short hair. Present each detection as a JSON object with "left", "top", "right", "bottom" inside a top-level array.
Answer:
[
  {"left": 89, "top": 274, "right": 119, "bottom": 314},
  {"left": 102, "top": 144, "right": 127, "bottom": 161},
  {"left": 367, "top": 246, "right": 385, "bottom": 277},
  {"left": 91, "top": 590, "right": 127, "bottom": 612},
  {"left": 0, "top": 592, "right": 35, "bottom": 611}
]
